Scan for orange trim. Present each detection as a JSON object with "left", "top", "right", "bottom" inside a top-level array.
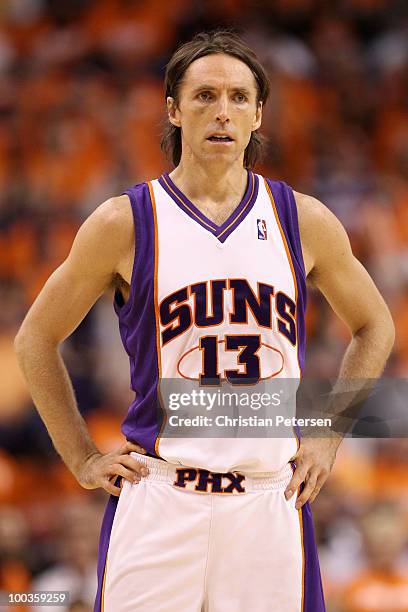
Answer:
[
  {"left": 190, "top": 279, "right": 228, "bottom": 330},
  {"left": 177, "top": 337, "right": 284, "bottom": 381},
  {"left": 161, "top": 175, "right": 217, "bottom": 231},
  {"left": 217, "top": 172, "right": 255, "bottom": 238},
  {"left": 199, "top": 335, "right": 219, "bottom": 384},
  {"left": 147, "top": 182, "right": 165, "bottom": 457},
  {"left": 176, "top": 339, "right": 221, "bottom": 381},
  {"left": 261, "top": 342, "right": 285, "bottom": 378},
  {"left": 159, "top": 285, "right": 194, "bottom": 347},
  {"left": 228, "top": 278, "right": 275, "bottom": 330},
  {"left": 223, "top": 332, "right": 261, "bottom": 380},
  {"left": 101, "top": 553, "right": 108, "bottom": 612},
  {"left": 264, "top": 178, "right": 302, "bottom": 378},
  {"left": 298, "top": 505, "right": 305, "bottom": 611},
  {"left": 275, "top": 289, "right": 297, "bottom": 347}
]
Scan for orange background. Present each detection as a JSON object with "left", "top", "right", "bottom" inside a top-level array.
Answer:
[{"left": 0, "top": 1, "right": 407, "bottom": 610}]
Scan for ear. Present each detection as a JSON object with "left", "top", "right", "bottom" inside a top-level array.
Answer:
[
  {"left": 252, "top": 101, "right": 263, "bottom": 131},
  {"left": 167, "top": 97, "right": 181, "bottom": 128}
]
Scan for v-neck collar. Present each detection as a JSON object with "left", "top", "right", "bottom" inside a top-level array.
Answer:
[{"left": 158, "top": 170, "right": 259, "bottom": 244}]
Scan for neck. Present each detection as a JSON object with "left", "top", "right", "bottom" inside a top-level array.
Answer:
[{"left": 169, "top": 155, "right": 248, "bottom": 206}]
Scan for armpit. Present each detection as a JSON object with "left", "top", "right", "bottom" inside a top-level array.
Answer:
[{"left": 112, "top": 273, "right": 130, "bottom": 303}]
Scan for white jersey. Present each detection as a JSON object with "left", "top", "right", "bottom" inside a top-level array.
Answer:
[
  {"left": 97, "top": 172, "right": 325, "bottom": 612},
  {"left": 114, "top": 170, "right": 307, "bottom": 473}
]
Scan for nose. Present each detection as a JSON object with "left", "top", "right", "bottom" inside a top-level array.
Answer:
[{"left": 215, "top": 93, "right": 230, "bottom": 124}]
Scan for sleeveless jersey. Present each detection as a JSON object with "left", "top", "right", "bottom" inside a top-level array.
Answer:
[{"left": 113, "top": 171, "right": 307, "bottom": 473}]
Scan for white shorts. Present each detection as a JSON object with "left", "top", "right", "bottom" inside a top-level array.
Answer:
[{"left": 94, "top": 453, "right": 325, "bottom": 612}]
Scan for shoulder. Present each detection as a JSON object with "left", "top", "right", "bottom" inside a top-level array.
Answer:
[
  {"left": 293, "top": 191, "right": 342, "bottom": 237},
  {"left": 292, "top": 190, "right": 352, "bottom": 281},
  {"left": 89, "top": 194, "right": 132, "bottom": 231},
  {"left": 81, "top": 194, "right": 133, "bottom": 246},
  {"left": 68, "top": 195, "right": 134, "bottom": 278}
]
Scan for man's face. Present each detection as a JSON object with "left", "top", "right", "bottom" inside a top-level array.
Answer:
[{"left": 167, "top": 53, "right": 262, "bottom": 165}]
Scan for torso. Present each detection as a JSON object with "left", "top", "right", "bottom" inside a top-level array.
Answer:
[
  {"left": 114, "top": 173, "right": 306, "bottom": 472},
  {"left": 114, "top": 189, "right": 315, "bottom": 303}
]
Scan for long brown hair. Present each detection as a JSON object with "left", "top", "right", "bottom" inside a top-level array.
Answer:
[{"left": 161, "top": 30, "right": 270, "bottom": 169}]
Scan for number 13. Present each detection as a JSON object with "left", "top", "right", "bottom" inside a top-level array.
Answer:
[{"left": 199, "top": 335, "right": 261, "bottom": 385}]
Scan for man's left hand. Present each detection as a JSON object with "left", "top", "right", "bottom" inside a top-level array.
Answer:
[{"left": 284, "top": 436, "right": 342, "bottom": 509}]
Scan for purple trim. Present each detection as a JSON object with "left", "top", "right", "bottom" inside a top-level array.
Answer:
[
  {"left": 266, "top": 179, "right": 307, "bottom": 375},
  {"left": 94, "top": 493, "right": 118, "bottom": 611},
  {"left": 113, "top": 192, "right": 142, "bottom": 318},
  {"left": 301, "top": 498, "right": 326, "bottom": 611},
  {"left": 158, "top": 173, "right": 218, "bottom": 233},
  {"left": 113, "top": 183, "right": 163, "bottom": 456},
  {"left": 217, "top": 172, "right": 259, "bottom": 243},
  {"left": 158, "top": 171, "right": 259, "bottom": 243},
  {"left": 275, "top": 182, "right": 322, "bottom": 609}
]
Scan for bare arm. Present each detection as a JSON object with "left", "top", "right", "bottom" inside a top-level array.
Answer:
[
  {"left": 14, "top": 196, "right": 147, "bottom": 495},
  {"left": 286, "top": 192, "right": 395, "bottom": 507},
  {"left": 299, "top": 193, "right": 395, "bottom": 377}
]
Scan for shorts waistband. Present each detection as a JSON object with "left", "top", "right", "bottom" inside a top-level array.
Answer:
[{"left": 130, "top": 452, "right": 292, "bottom": 494}]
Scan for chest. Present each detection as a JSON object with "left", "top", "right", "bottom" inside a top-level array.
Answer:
[
  {"left": 154, "top": 176, "right": 297, "bottom": 303},
  {"left": 116, "top": 176, "right": 313, "bottom": 302}
]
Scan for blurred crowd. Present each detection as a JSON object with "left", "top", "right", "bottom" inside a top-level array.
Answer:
[{"left": 0, "top": 0, "right": 407, "bottom": 610}]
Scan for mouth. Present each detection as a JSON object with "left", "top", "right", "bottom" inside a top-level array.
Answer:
[{"left": 206, "top": 135, "right": 234, "bottom": 143}]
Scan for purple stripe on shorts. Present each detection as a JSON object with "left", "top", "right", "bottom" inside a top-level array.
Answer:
[
  {"left": 94, "top": 493, "right": 118, "bottom": 612},
  {"left": 114, "top": 182, "right": 163, "bottom": 456},
  {"left": 265, "top": 179, "right": 307, "bottom": 375},
  {"left": 301, "top": 499, "right": 326, "bottom": 611}
]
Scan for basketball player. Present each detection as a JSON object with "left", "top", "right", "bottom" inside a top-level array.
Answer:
[{"left": 15, "top": 31, "right": 394, "bottom": 611}]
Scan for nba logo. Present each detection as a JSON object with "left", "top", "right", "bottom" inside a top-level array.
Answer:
[{"left": 257, "top": 219, "right": 267, "bottom": 240}]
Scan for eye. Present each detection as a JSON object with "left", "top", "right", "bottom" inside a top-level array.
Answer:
[
  {"left": 234, "top": 92, "right": 247, "bottom": 103},
  {"left": 198, "top": 91, "right": 213, "bottom": 102}
]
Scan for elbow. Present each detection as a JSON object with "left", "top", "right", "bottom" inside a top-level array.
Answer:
[
  {"left": 14, "top": 325, "right": 31, "bottom": 358},
  {"left": 385, "top": 317, "right": 396, "bottom": 354},
  {"left": 14, "top": 323, "right": 57, "bottom": 357},
  {"left": 14, "top": 325, "right": 25, "bottom": 351},
  {"left": 14, "top": 324, "right": 60, "bottom": 378},
  {"left": 355, "top": 313, "right": 395, "bottom": 355},
  {"left": 380, "top": 308, "right": 396, "bottom": 354}
]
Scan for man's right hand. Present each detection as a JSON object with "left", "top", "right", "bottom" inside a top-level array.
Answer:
[{"left": 76, "top": 441, "right": 149, "bottom": 496}]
